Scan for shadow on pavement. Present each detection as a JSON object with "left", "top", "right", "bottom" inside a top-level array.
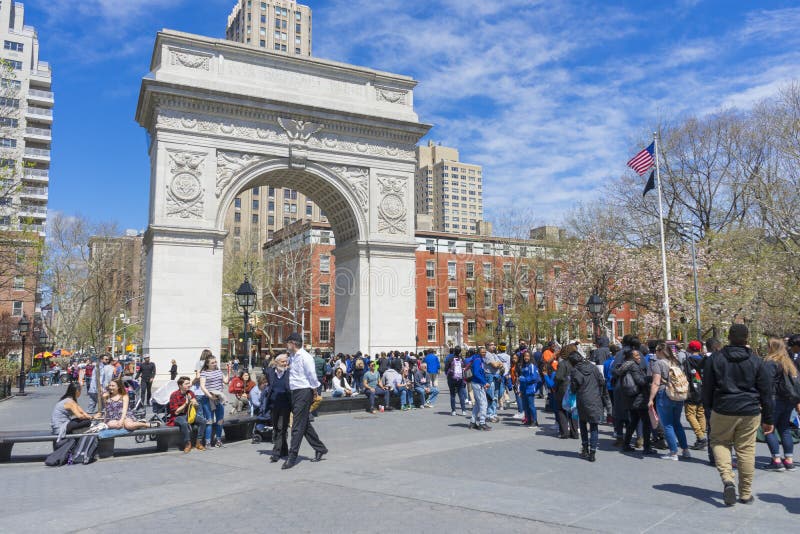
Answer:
[
  {"left": 652, "top": 483, "right": 727, "bottom": 508},
  {"left": 757, "top": 493, "right": 800, "bottom": 513},
  {"left": 537, "top": 449, "right": 582, "bottom": 459}
]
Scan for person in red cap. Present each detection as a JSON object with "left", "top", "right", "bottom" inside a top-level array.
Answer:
[{"left": 684, "top": 340, "right": 707, "bottom": 449}]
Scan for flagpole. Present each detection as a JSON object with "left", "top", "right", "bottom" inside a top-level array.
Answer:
[{"left": 653, "top": 132, "right": 672, "bottom": 339}]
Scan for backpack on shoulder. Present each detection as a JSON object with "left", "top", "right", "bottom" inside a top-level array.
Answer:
[
  {"left": 45, "top": 438, "right": 76, "bottom": 467},
  {"left": 779, "top": 372, "right": 800, "bottom": 403},
  {"left": 621, "top": 370, "right": 639, "bottom": 397},
  {"left": 462, "top": 357, "right": 474, "bottom": 382},
  {"left": 665, "top": 361, "right": 689, "bottom": 401},
  {"left": 71, "top": 435, "right": 99, "bottom": 465}
]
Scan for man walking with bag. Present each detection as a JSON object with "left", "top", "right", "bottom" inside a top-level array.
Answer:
[
  {"left": 283, "top": 332, "right": 327, "bottom": 470},
  {"left": 703, "top": 324, "right": 773, "bottom": 506}
]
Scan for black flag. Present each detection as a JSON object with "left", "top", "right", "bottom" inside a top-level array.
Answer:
[{"left": 642, "top": 170, "right": 655, "bottom": 197}]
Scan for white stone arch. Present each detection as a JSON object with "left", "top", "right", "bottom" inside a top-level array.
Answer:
[
  {"left": 136, "top": 31, "right": 430, "bottom": 379},
  {"left": 215, "top": 158, "right": 368, "bottom": 245}
]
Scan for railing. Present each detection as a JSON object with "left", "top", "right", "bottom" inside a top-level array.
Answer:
[
  {"left": 24, "top": 147, "right": 50, "bottom": 157},
  {"left": 26, "top": 106, "right": 52, "bottom": 117},
  {"left": 25, "top": 127, "right": 51, "bottom": 137},
  {"left": 28, "top": 89, "right": 53, "bottom": 99},
  {"left": 21, "top": 186, "right": 47, "bottom": 196},
  {"left": 19, "top": 204, "right": 47, "bottom": 214},
  {"left": 23, "top": 168, "right": 48, "bottom": 179}
]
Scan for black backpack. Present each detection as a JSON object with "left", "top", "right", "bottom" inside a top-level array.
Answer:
[
  {"left": 779, "top": 372, "right": 800, "bottom": 403},
  {"left": 45, "top": 438, "right": 76, "bottom": 467},
  {"left": 71, "top": 435, "right": 99, "bottom": 465}
]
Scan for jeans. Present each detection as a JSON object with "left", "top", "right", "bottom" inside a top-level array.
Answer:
[
  {"left": 448, "top": 378, "right": 466, "bottom": 412},
  {"left": 364, "top": 388, "right": 390, "bottom": 410},
  {"left": 174, "top": 413, "right": 207, "bottom": 445},
  {"left": 332, "top": 389, "right": 345, "bottom": 398},
  {"left": 579, "top": 420, "right": 599, "bottom": 450},
  {"left": 486, "top": 375, "right": 499, "bottom": 417},
  {"left": 520, "top": 392, "right": 538, "bottom": 425},
  {"left": 471, "top": 382, "right": 487, "bottom": 425},
  {"left": 766, "top": 397, "right": 795, "bottom": 459},
  {"left": 415, "top": 386, "right": 439, "bottom": 405},
  {"left": 199, "top": 396, "right": 225, "bottom": 443},
  {"left": 656, "top": 390, "right": 688, "bottom": 453},
  {"left": 496, "top": 375, "right": 506, "bottom": 407},
  {"left": 625, "top": 408, "right": 652, "bottom": 451},
  {"left": 393, "top": 386, "right": 409, "bottom": 407},
  {"left": 514, "top": 388, "right": 523, "bottom": 414},
  {"left": 353, "top": 371, "right": 365, "bottom": 393},
  {"left": 87, "top": 392, "right": 98, "bottom": 413}
]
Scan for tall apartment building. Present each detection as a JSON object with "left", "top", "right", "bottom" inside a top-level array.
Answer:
[
  {"left": 0, "top": 1, "right": 51, "bottom": 237},
  {"left": 415, "top": 141, "right": 486, "bottom": 236},
  {"left": 0, "top": 1, "right": 51, "bottom": 356},
  {"left": 226, "top": 0, "right": 312, "bottom": 55}
]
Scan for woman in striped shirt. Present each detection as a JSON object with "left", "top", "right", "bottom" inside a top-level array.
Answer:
[{"left": 199, "top": 355, "right": 230, "bottom": 447}]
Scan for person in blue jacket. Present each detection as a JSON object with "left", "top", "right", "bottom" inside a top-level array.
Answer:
[
  {"left": 466, "top": 347, "right": 491, "bottom": 431},
  {"left": 517, "top": 350, "right": 542, "bottom": 427},
  {"left": 424, "top": 349, "right": 441, "bottom": 389}
]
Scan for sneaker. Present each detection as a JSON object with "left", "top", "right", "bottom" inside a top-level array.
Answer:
[
  {"left": 783, "top": 459, "right": 796, "bottom": 471},
  {"left": 661, "top": 453, "right": 679, "bottom": 461},
  {"left": 451, "top": 410, "right": 457, "bottom": 416},
  {"left": 635, "top": 437, "right": 644, "bottom": 449},
  {"left": 468, "top": 422, "right": 478, "bottom": 430},
  {"left": 214, "top": 438, "right": 224, "bottom": 448},
  {"left": 423, "top": 403, "right": 432, "bottom": 408},
  {"left": 642, "top": 448, "right": 659, "bottom": 456},
  {"left": 194, "top": 441, "right": 206, "bottom": 451},
  {"left": 739, "top": 496, "right": 755, "bottom": 505},
  {"left": 479, "top": 424, "right": 492, "bottom": 431},
  {"left": 723, "top": 481, "right": 737, "bottom": 506},
  {"left": 513, "top": 412, "right": 524, "bottom": 420},
  {"left": 622, "top": 445, "right": 636, "bottom": 452},
  {"left": 764, "top": 460, "right": 786, "bottom": 472},
  {"left": 460, "top": 410, "right": 467, "bottom": 416},
  {"left": 681, "top": 448, "right": 692, "bottom": 459},
  {"left": 691, "top": 438, "right": 708, "bottom": 450},
  {"left": 183, "top": 442, "right": 192, "bottom": 453}
]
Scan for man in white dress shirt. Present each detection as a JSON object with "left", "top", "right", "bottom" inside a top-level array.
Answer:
[{"left": 283, "top": 332, "right": 328, "bottom": 469}]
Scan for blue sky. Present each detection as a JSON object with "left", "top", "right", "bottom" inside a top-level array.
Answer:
[{"left": 26, "top": 0, "right": 800, "bottom": 233}]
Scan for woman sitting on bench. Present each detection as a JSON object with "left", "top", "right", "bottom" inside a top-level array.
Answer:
[
  {"left": 103, "top": 379, "right": 151, "bottom": 431},
  {"left": 51, "top": 383, "right": 99, "bottom": 435}
]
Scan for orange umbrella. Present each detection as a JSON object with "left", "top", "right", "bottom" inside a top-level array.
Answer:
[{"left": 34, "top": 351, "right": 53, "bottom": 359}]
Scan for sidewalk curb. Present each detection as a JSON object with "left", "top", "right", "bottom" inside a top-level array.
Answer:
[{"left": 0, "top": 394, "right": 16, "bottom": 403}]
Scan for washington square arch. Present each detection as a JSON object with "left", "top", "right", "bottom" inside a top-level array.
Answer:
[{"left": 135, "top": 30, "right": 430, "bottom": 376}]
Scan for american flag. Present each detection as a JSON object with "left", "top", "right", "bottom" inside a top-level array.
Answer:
[{"left": 627, "top": 142, "right": 655, "bottom": 176}]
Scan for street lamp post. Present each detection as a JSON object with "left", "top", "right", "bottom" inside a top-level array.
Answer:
[
  {"left": 16, "top": 315, "right": 30, "bottom": 395},
  {"left": 38, "top": 331, "right": 48, "bottom": 373},
  {"left": 235, "top": 275, "right": 257, "bottom": 373},
  {"left": 494, "top": 322, "right": 503, "bottom": 345},
  {"left": 586, "top": 294, "right": 605, "bottom": 342},
  {"left": 505, "top": 319, "right": 516, "bottom": 354}
]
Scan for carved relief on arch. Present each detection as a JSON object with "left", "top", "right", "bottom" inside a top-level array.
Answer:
[
  {"left": 377, "top": 175, "right": 408, "bottom": 235},
  {"left": 327, "top": 165, "right": 369, "bottom": 215},
  {"left": 166, "top": 150, "right": 206, "bottom": 219},
  {"left": 216, "top": 151, "right": 271, "bottom": 198}
]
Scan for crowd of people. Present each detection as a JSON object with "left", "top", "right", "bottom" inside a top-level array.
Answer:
[{"left": 49, "top": 325, "right": 800, "bottom": 506}]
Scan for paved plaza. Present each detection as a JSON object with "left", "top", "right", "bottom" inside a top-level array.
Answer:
[{"left": 1, "top": 385, "right": 798, "bottom": 533}]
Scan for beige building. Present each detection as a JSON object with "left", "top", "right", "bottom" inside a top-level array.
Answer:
[
  {"left": 0, "top": 1, "right": 52, "bottom": 237},
  {"left": 226, "top": 0, "right": 312, "bottom": 56},
  {"left": 88, "top": 231, "right": 145, "bottom": 324},
  {"left": 415, "top": 141, "right": 486, "bottom": 235}
]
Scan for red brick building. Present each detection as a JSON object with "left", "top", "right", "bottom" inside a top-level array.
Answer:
[{"left": 260, "top": 222, "right": 640, "bottom": 354}]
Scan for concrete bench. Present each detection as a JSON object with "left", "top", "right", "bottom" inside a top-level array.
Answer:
[
  {"left": 0, "top": 416, "right": 259, "bottom": 462},
  {"left": 317, "top": 390, "right": 424, "bottom": 413}
]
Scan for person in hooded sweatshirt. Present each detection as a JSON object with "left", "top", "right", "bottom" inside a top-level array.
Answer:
[
  {"left": 570, "top": 350, "right": 612, "bottom": 462},
  {"left": 703, "top": 324, "right": 773, "bottom": 506},
  {"left": 590, "top": 336, "right": 611, "bottom": 366}
]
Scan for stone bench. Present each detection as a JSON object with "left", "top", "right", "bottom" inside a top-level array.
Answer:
[{"left": 317, "top": 390, "right": 425, "bottom": 413}]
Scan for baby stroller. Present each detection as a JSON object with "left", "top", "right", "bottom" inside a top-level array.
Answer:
[
  {"left": 251, "top": 388, "right": 273, "bottom": 444},
  {"left": 122, "top": 377, "right": 147, "bottom": 420},
  {"left": 133, "top": 379, "right": 177, "bottom": 444}
]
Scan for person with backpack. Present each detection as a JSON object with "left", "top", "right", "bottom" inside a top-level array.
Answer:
[
  {"left": 762, "top": 338, "right": 800, "bottom": 472},
  {"left": 618, "top": 350, "right": 656, "bottom": 455},
  {"left": 466, "top": 347, "right": 491, "bottom": 431},
  {"left": 570, "top": 350, "right": 611, "bottom": 461},
  {"left": 517, "top": 349, "right": 541, "bottom": 428},
  {"left": 555, "top": 345, "right": 578, "bottom": 439},
  {"left": 353, "top": 353, "right": 366, "bottom": 394},
  {"left": 444, "top": 347, "right": 467, "bottom": 416},
  {"left": 703, "top": 324, "right": 773, "bottom": 505},
  {"left": 683, "top": 340, "right": 707, "bottom": 450},
  {"left": 647, "top": 342, "right": 691, "bottom": 461}
]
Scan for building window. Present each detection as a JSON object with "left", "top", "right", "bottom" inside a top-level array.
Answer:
[
  {"left": 503, "top": 264, "right": 512, "bottom": 282},
  {"left": 484, "top": 289, "right": 492, "bottom": 309},
  {"left": 426, "top": 260, "right": 435, "bottom": 278},
  {"left": 616, "top": 320, "right": 625, "bottom": 338},
  {"left": 447, "top": 261, "right": 456, "bottom": 280},
  {"left": 252, "top": 214, "right": 259, "bottom": 223},
  {"left": 448, "top": 288, "right": 457, "bottom": 308},
  {"left": 234, "top": 198, "right": 241, "bottom": 208},
  {"left": 252, "top": 199, "right": 259, "bottom": 210},
  {"left": 234, "top": 212, "right": 241, "bottom": 223},
  {"left": 427, "top": 321, "right": 436, "bottom": 342},
  {"left": 0, "top": 137, "right": 14, "bottom": 148},
  {"left": 0, "top": 117, "right": 18, "bottom": 127},
  {"left": 537, "top": 290, "right": 545, "bottom": 310},
  {"left": 4, "top": 60, "right": 22, "bottom": 70},
  {"left": 467, "top": 320, "right": 477, "bottom": 337},
  {"left": 319, "top": 319, "right": 330, "bottom": 343},
  {"left": 12, "top": 300, "right": 22, "bottom": 316},
  {"left": 234, "top": 227, "right": 240, "bottom": 236},
  {"left": 483, "top": 243, "right": 492, "bottom": 255},
  {"left": 320, "top": 255, "right": 330, "bottom": 273},
  {"left": 4, "top": 41, "right": 24, "bottom": 52},
  {"left": 465, "top": 242, "right": 473, "bottom": 254},
  {"left": 504, "top": 289, "right": 513, "bottom": 310},
  {"left": 465, "top": 262, "right": 474, "bottom": 279},
  {"left": 268, "top": 186, "right": 275, "bottom": 197},
  {"left": 252, "top": 187, "right": 259, "bottom": 195},
  {"left": 319, "top": 284, "right": 330, "bottom": 306},
  {"left": 15, "top": 249, "right": 24, "bottom": 265},
  {"left": 466, "top": 289, "right": 476, "bottom": 309},
  {"left": 306, "top": 204, "right": 312, "bottom": 216},
  {"left": 13, "top": 276, "right": 23, "bottom": 290},
  {"left": 630, "top": 320, "right": 638, "bottom": 334},
  {"left": 483, "top": 262, "right": 492, "bottom": 280},
  {"left": 426, "top": 288, "right": 435, "bottom": 308},
  {"left": 320, "top": 231, "right": 331, "bottom": 245},
  {"left": 268, "top": 201, "right": 275, "bottom": 211},
  {"left": 267, "top": 215, "right": 274, "bottom": 225}
]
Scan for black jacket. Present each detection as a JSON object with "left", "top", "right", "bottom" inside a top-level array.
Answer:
[
  {"left": 264, "top": 366, "right": 291, "bottom": 412},
  {"left": 570, "top": 359, "right": 611, "bottom": 423},
  {"left": 683, "top": 354, "right": 705, "bottom": 404},
  {"left": 136, "top": 361, "right": 156, "bottom": 381},
  {"left": 555, "top": 358, "right": 574, "bottom": 398},
  {"left": 619, "top": 361, "right": 649, "bottom": 410},
  {"left": 702, "top": 345, "right": 773, "bottom": 424}
]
